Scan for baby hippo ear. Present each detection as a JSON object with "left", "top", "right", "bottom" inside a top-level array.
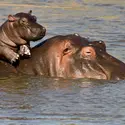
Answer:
[
  {"left": 28, "top": 10, "right": 32, "bottom": 15},
  {"left": 8, "top": 15, "right": 17, "bottom": 22}
]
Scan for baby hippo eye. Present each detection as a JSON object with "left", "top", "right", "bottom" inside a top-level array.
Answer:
[{"left": 20, "top": 17, "right": 28, "bottom": 25}]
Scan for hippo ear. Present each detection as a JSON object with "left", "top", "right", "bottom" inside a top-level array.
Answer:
[
  {"left": 8, "top": 15, "right": 17, "bottom": 22},
  {"left": 28, "top": 10, "right": 32, "bottom": 15},
  {"left": 81, "top": 46, "right": 96, "bottom": 60}
]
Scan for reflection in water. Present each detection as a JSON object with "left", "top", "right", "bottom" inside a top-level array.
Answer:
[
  {"left": 0, "top": 75, "right": 124, "bottom": 125},
  {"left": 0, "top": 0, "right": 125, "bottom": 125}
]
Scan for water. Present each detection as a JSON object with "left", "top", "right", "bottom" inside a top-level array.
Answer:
[{"left": 0, "top": 0, "right": 125, "bottom": 125}]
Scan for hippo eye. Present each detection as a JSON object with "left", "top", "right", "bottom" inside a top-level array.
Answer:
[
  {"left": 20, "top": 17, "right": 28, "bottom": 25},
  {"left": 22, "top": 18, "right": 27, "bottom": 22},
  {"left": 64, "top": 48, "right": 69, "bottom": 52},
  {"left": 63, "top": 47, "right": 72, "bottom": 55}
]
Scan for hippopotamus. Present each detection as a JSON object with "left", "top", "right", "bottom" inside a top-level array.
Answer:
[
  {"left": 0, "top": 10, "right": 46, "bottom": 64},
  {"left": 0, "top": 34, "right": 125, "bottom": 80}
]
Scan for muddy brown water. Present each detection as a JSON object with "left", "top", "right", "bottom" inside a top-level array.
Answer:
[{"left": 0, "top": 0, "right": 125, "bottom": 125}]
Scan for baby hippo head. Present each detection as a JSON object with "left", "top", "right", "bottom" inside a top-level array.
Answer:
[{"left": 8, "top": 10, "right": 46, "bottom": 42}]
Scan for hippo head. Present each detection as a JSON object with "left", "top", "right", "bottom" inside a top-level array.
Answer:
[
  {"left": 6, "top": 10, "right": 46, "bottom": 42},
  {"left": 18, "top": 34, "right": 125, "bottom": 80},
  {"left": 36, "top": 34, "right": 108, "bottom": 79}
]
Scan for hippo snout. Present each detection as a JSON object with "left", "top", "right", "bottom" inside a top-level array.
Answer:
[
  {"left": 31, "top": 26, "right": 46, "bottom": 35},
  {"left": 39, "top": 26, "right": 46, "bottom": 36},
  {"left": 29, "top": 24, "right": 46, "bottom": 41}
]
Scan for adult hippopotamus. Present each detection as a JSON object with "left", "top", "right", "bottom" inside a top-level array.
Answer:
[
  {"left": 0, "top": 10, "right": 46, "bottom": 64},
  {"left": 0, "top": 34, "right": 125, "bottom": 80}
]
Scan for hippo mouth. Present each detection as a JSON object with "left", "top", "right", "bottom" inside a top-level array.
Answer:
[
  {"left": 27, "top": 27, "right": 46, "bottom": 41},
  {"left": 32, "top": 33, "right": 45, "bottom": 41},
  {"left": 29, "top": 31, "right": 45, "bottom": 41},
  {"left": 81, "top": 60, "right": 109, "bottom": 80}
]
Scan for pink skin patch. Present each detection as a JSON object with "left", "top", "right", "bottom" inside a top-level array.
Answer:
[
  {"left": 8, "top": 15, "right": 17, "bottom": 22},
  {"left": 81, "top": 46, "right": 96, "bottom": 60}
]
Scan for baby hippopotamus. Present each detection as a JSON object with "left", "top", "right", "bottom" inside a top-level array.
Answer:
[{"left": 0, "top": 10, "right": 46, "bottom": 65}]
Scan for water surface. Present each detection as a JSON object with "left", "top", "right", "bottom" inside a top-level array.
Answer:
[{"left": 0, "top": 0, "right": 125, "bottom": 125}]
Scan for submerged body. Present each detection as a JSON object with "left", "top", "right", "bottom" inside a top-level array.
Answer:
[{"left": 0, "top": 34, "right": 125, "bottom": 80}]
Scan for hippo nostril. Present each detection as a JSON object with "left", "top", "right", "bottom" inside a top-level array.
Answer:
[
  {"left": 41, "top": 27, "right": 46, "bottom": 33},
  {"left": 42, "top": 27, "right": 46, "bottom": 30}
]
